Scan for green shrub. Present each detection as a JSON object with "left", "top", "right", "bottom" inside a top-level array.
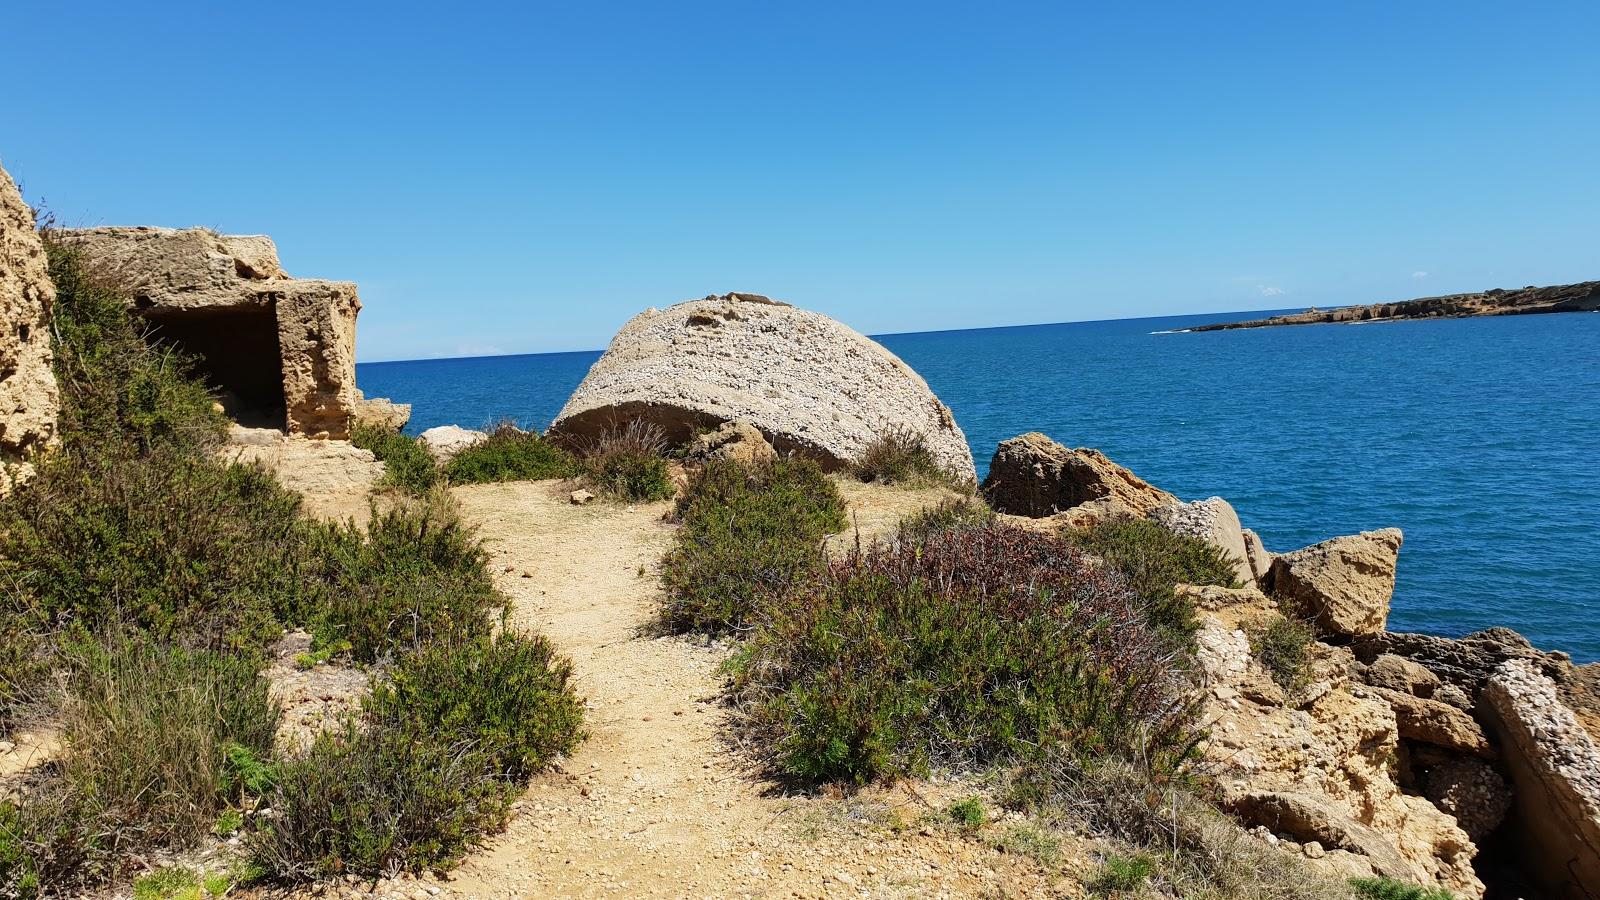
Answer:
[
  {"left": 586, "top": 450, "right": 674, "bottom": 502},
  {"left": 574, "top": 420, "right": 675, "bottom": 502},
  {"left": 1092, "top": 853, "right": 1154, "bottom": 894},
  {"left": 42, "top": 236, "right": 227, "bottom": 457},
  {"left": 1251, "top": 615, "right": 1316, "bottom": 697},
  {"left": 365, "top": 631, "right": 584, "bottom": 779},
  {"left": 133, "top": 865, "right": 230, "bottom": 900},
  {"left": 444, "top": 423, "right": 578, "bottom": 485},
  {"left": 0, "top": 447, "right": 308, "bottom": 651},
  {"left": 659, "top": 458, "right": 847, "bottom": 633},
  {"left": 352, "top": 423, "right": 439, "bottom": 493},
  {"left": 0, "top": 616, "right": 49, "bottom": 734},
  {"left": 1350, "top": 877, "right": 1455, "bottom": 900},
  {"left": 302, "top": 494, "right": 504, "bottom": 662},
  {"left": 732, "top": 521, "right": 1200, "bottom": 785},
  {"left": 246, "top": 720, "right": 515, "bottom": 880},
  {"left": 852, "top": 426, "right": 963, "bottom": 488},
  {"left": 1064, "top": 517, "right": 1240, "bottom": 651},
  {"left": 947, "top": 797, "right": 986, "bottom": 829}
]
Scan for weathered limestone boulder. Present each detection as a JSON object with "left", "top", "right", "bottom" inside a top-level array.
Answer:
[
  {"left": 685, "top": 420, "right": 776, "bottom": 468},
  {"left": 1269, "top": 528, "right": 1403, "bottom": 638},
  {"left": 352, "top": 394, "right": 411, "bottom": 432},
  {"left": 981, "top": 433, "right": 1176, "bottom": 518},
  {"left": 1152, "top": 497, "right": 1251, "bottom": 585},
  {"left": 52, "top": 226, "right": 362, "bottom": 438},
  {"left": 1423, "top": 758, "right": 1512, "bottom": 842},
  {"left": 419, "top": 425, "right": 487, "bottom": 463},
  {"left": 547, "top": 293, "right": 975, "bottom": 482},
  {"left": 0, "top": 161, "right": 58, "bottom": 490},
  {"left": 1362, "top": 685, "right": 1492, "bottom": 757},
  {"left": 1364, "top": 653, "right": 1442, "bottom": 698},
  {"left": 1221, "top": 790, "right": 1429, "bottom": 884},
  {"left": 1482, "top": 659, "right": 1600, "bottom": 898}
]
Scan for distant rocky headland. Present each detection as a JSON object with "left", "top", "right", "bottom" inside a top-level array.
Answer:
[{"left": 1186, "top": 280, "right": 1600, "bottom": 332}]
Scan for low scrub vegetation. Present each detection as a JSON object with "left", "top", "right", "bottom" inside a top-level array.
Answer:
[
  {"left": 352, "top": 423, "right": 440, "bottom": 493},
  {"left": 851, "top": 426, "right": 962, "bottom": 489},
  {"left": 574, "top": 420, "right": 675, "bottom": 502},
  {"left": 1064, "top": 516, "right": 1241, "bottom": 651},
  {"left": 0, "top": 234, "right": 584, "bottom": 896},
  {"left": 1350, "top": 877, "right": 1454, "bottom": 900},
  {"left": 248, "top": 632, "right": 582, "bottom": 879},
  {"left": 730, "top": 519, "right": 1200, "bottom": 784},
  {"left": 444, "top": 422, "right": 578, "bottom": 485},
  {"left": 659, "top": 458, "right": 846, "bottom": 633}
]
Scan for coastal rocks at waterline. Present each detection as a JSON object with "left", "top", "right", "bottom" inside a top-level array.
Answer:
[
  {"left": 547, "top": 293, "right": 976, "bottom": 482},
  {"left": 1482, "top": 659, "right": 1600, "bottom": 898},
  {"left": 353, "top": 393, "right": 412, "bottom": 432},
  {"left": 50, "top": 226, "right": 367, "bottom": 438},
  {"left": 1268, "top": 528, "right": 1403, "bottom": 638},
  {"left": 0, "top": 161, "right": 59, "bottom": 492},
  {"left": 1152, "top": 497, "right": 1253, "bottom": 585},
  {"left": 419, "top": 425, "right": 487, "bottom": 462},
  {"left": 1191, "top": 586, "right": 1485, "bottom": 897},
  {"left": 980, "top": 432, "right": 1177, "bottom": 518}
]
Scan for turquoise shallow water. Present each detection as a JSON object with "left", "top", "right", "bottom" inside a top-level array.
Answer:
[{"left": 357, "top": 310, "right": 1600, "bottom": 662}]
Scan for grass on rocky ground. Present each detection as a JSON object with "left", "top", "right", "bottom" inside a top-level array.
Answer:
[
  {"left": 352, "top": 422, "right": 441, "bottom": 493},
  {"left": 444, "top": 421, "right": 579, "bottom": 485},
  {"left": 658, "top": 457, "right": 847, "bottom": 633},
  {"left": 571, "top": 419, "right": 677, "bottom": 502},
  {"left": 0, "top": 235, "right": 585, "bottom": 897}
]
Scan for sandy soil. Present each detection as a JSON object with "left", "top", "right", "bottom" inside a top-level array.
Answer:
[{"left": 371, "top": 478, "right": 1079, "bottom": 899}]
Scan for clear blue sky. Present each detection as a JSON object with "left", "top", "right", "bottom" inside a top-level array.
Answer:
[{"left": 5, "top": 2, "right": 1597, "bottom": 361}]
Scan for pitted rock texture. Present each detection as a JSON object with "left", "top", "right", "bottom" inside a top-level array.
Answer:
[
  {"left": 1483, "top": 659, "right": 1600, "bottom": 898},
  {"left": 548, "top": 294, "right": 975, "bottom": 482},
  {"left": 1423, "top": 758, "right": 1512, "bottom": 842},
  {"left": 52, "top": 226, "right": 361, "bottom": 438},
  {"left": 1353, "top": 627, "right": 1571, "bottom": 695},
  {"left": 1153, "top": 496, "right": 1251, "bottom": 585},
  {"left": 352, "top": 394, "right": 412, "bottom": 432},
  {"left": 981, "top": 432, "right": 1177, "bottom": 518},
  {"left": 0, "top": 161, "right": 58, "bottom": 489},
  {"left": 684, "top": 420, "right": 776, "bottom": 468},
  {"left": 1194, "top": 588, "right": 1484, "bottom": 898},
  {"left": 219, "top": 426, "right": 384, "bottom": 521},
  {"left": 1242, "top": 528, "right": 1274, "bottom": 585},
  {"left": 1269, "top": 528, "right": 1403, "bottom": 638}
]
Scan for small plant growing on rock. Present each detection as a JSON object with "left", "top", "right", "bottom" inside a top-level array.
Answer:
[
  {"left": 1250, "top": 614, "right": 1316, "bottom": 697},
  {"left": 1092, "top": 853, "right": 1154, "bottom": 894}
]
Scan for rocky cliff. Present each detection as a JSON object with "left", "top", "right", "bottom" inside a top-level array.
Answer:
[
  {"left": 0, "top": 161, "right": 58, "bottom": 491},
  {"left": 1187, "top": 280, "right": 1600, "bottom": 331}
]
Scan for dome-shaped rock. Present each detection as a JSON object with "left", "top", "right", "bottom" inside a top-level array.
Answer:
[{"left": 548, "top": 293, "right": 975, "bottom": 481}]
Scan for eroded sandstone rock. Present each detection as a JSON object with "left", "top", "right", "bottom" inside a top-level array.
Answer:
[
  {"left": 1364, "top": 653, "right": 1442, "bottom": 697},
  {"left": 1353, "top": 627, "right": 1569, "bottom": 695},
  {"left": 1362, "top": 685, "right": 1492, "bottom": 757},
  {"left": 1242, "top": 528, "right": 1274, "bottom": 586},
  {"left": 353, "top": 394, "right": 412, "bottom": 432},
  {"left": 981, "top": 433, "right": 1176, "bottom": 518},
  {"left": 52, "top": 226, "right": 364, "bottom": 438},
  {"left": 219, "top": 426, "right": 383, "bottom": 521},
  {"left": 1269, "top": 528, "right": 1403, "bottom": 638},
  {"left": 0, "top": 161, "right": 58, "bottom": 490},
  {"left": 548, "top": 293, "right": 975, "bottom": 481},
  {"left": 1423, "top": 758, "right": 1512, "bottom": 842},
  {"left": 685, "top": 420, "right": 776, "bottom": 468}
]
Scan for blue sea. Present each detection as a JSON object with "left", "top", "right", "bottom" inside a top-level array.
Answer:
[{"left": 357, "top": 310, "right": 1600, "bottom": 663}]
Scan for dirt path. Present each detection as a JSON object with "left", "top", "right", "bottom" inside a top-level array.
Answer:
[{"left": 421, "top": 479, "right": 1073, "bottom": 899}]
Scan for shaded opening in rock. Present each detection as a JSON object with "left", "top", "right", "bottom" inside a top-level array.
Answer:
[{"left": 143, "top": 305, "right": 286, "bottom": 429}]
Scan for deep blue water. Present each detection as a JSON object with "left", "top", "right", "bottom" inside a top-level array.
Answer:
[{"left": 357, "top": 310, "right": 1600, "bottom": 662}]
